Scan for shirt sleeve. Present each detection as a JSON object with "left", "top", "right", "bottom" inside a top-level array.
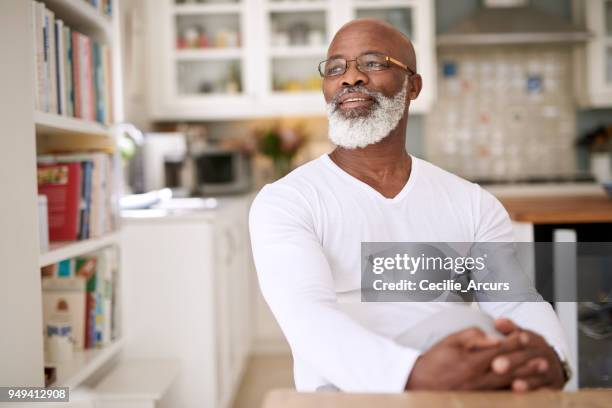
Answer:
[
  {"left": 249, "top": 184, "right": 420, "bottom": 392},
  {"left": 474, "top": 186, "right": 571, "bottom": 367}
]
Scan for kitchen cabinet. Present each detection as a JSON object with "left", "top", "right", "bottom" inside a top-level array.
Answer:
[
  {"left": 120, "top": 196, "right": 252, "bottom": 408},
  {"left": 573, "top": 0, "right": 612, "bottom": 107},
  {"left": 147, "top": 0, "right": 436, "bottom": 120},
  {"left": 496, "top": 189, "right": 612, "bottom": 390}
]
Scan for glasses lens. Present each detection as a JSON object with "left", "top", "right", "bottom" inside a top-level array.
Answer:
[
  {"left": 358, "top": 54, "right": 388, "bottom": 72},
  {"left": 321, "top": 58, "right": 346, "bottom": 77}
]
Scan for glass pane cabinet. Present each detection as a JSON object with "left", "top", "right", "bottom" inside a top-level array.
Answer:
[
  {"left": 606, "top": 0, "right": 612, "bottom": 84},
  {"left": 574, "top": 0, "right": 612, "bottom": 108},
  {"left": 174, "top": 1, "right": 244, "bottom": 96},
  {"left": 148, "top": 0, "right": 436, "bottom": 119},
  {"left": 264, "top": 1, "right": 328, "bottom": 97}
]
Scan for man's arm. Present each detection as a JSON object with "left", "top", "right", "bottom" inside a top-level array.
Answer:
[
  {"left": 474, "top": 187, "right": 571, "bottom": 389},
  {"left": 249, "top": 184, "right": 419, "bottom": 392}
]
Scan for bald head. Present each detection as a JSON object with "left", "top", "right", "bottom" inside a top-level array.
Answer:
[{"left": 329, "top": 18, "right": 417, "bottom": 73}]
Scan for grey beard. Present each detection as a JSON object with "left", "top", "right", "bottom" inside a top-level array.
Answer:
[{"left": 326, "top": 78, "right": 408, "bottom": 149}]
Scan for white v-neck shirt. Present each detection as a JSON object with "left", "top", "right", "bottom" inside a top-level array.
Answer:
[{"left": 249, "top": 154, "right": 568, "bottom": 392}]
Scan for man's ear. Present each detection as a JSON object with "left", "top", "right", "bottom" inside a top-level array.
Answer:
[{"left": 408, "top": 74, "right": 422, "bottom": 100}]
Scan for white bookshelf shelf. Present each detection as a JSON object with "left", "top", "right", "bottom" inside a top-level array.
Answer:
[
  {"left": 42, "top": 0, "right": 112, "bottom": 40},
  {"left": 266, "top": 1, "right": 328, "bottom": 12},
  {"left": 47, "top": 339, "right": 123, "bottom": 388},
  {"left": 35, "top": 111, "right": 110, "bottom": 138},
  {"left": 175, "top": 47, "right": 244, "bottom": 60},
  {"left": 173, "top": 3, "right": 243, "bottom": 15},
  {"left": 40, "top": 232, "right": 121, "bottom": 267}
]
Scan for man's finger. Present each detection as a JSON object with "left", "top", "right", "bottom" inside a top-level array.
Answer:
[
  {"left": 464, "top": 333, "right": 501, "bottom": 351},
  {"left": 495, "top": 318, "right": 520, "bottom": 335},
  {"left": 492, "top": 331, "right": 525, "bottom": 354},
  {"left": 512, "top": 357, "right": 548, "bottom": 378},
  {"left": 470, "top": 371, "right": 514, "bottom": 391},
  {"left": 512, "top": 375, "right": 551, "bottom": 392},
  {"left": 491, "top": 348, "right": 545, "bottom": 375},
  {"left": 444, "top": 327, "right": 487, "bottom": 346}
]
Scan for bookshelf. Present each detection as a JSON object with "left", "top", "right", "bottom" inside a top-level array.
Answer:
[
  {"left": 0, "top": 0, "right": 123, "bottom": 388},
  {"left": 40, "top": 232, "right": 121, "bottom": 268},
  {"left": 51, "top": 339, "right": 123, "bottom": 388},
  {"left": 35, "top": 111, "right": 110, "bottom": 137}
]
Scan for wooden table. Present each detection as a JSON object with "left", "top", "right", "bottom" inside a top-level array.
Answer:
[
  {"left": 263, "top": 389, "right": 612, "bottom": 408},
  {"left": 499, "top": 194, "right": 612, "bottom": 224}
]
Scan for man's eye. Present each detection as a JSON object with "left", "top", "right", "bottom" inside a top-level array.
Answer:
[
  {"left": 364, "top": 61, "right": 384, "bottom": 69},
  {"left": 326, "top": 65, "right": 344, "bottom": 75}
]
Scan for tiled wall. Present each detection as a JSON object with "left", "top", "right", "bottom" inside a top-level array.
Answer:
[{"left": 425, "top": 44, "right": 577, "bottom": 181}]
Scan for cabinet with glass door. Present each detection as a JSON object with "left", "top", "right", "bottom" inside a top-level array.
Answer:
[
  {"left": 149, "top": 0, "right": 256, "bottom": 120},
  {"left": 574, "top": 0, "right": 612, "bottom": 108},
  {"left": 259, "top": 0, "right": 331, "bottom": 115},
  {"left": 347, "top": 0, "right": 435, "bottom": 113}
]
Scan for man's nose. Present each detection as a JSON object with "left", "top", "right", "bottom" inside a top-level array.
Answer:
[{"left": 341, "top": 61, "right": 369, "bottom": 87}]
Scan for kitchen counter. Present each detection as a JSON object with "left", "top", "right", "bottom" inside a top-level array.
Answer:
[
  {"left": 498, "top": 194, "right": 612, "bottom": 224},
  {"left": 263, "top": 389, "right": 612, "bottom": 408}
]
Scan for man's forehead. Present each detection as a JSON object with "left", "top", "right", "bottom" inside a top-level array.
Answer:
[
  {"left": 327, "top": 22, "right": 401, "bottom": 59},
  {"left": 328, "top": 34, "right": 392, "bottom": 57}
]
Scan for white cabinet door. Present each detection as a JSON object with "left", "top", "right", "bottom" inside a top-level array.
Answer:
[
  {"left": 121, "top": 219, "right": 218, "bottom": 408},
  {"left": 148, "top": 0, "right": 257, "bottom": 120},
  {"left": 574, "top": 0, "right": 612, "bottom": 107},
  {"left": 346, "top": 0, "right": 436, "bottom": 113}
]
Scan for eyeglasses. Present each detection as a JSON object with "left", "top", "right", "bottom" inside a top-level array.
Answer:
[{"left": 318, "top": 52, "right": 416, "bottom": 78}]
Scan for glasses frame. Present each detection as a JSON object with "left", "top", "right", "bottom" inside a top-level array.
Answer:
[{"left": 318, "top": 52, "right": 417, "bottom": 78}]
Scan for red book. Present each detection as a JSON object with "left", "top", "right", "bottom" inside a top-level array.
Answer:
[
  {"left": 38, "top": 162, "right": 82, "bottom": 241},
  {"left": 72, "top": 32, "right": 81, "bottom": 118}
]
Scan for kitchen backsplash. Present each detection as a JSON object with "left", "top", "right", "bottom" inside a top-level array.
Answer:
[{"left": 426, "top": 44, "right": 577, "bottom": 181}]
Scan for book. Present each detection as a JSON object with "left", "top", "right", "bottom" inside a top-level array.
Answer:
[
  {"left": 37, "top": 162, "right": 82, "bottom": 242},
  {"left": 42, "top": 276, "right": 87, "bottom": 350},
  {"left": 93, "top": 41, "right": 105, "bottom": 124},
  {"left": 32, "top": 2, "right": 44, "bottom": 111},
  {"left": 63, "top": 25, "right": 74, "bottom": 117},
  {"left": 29, "top": 4, "right": 112, "bottom": 122},
  {"left": 94, "top": 248, "right": 115, "bottom": 346},
  {"left": 79, "top": 34, "right": 94, "bottom": 121},
  {"left": 75, "top": 257, "right": 97, "bottom": 348},
  {"left": 45, "top": 8, "right": 57, "bottom": 114},
  {"left": 71, "top": 31, "right": 81, "bottom": 118},
  {"left": 57, "top": 258, "right": 74, "bottom": 278},
  {"left": 78, "top": 160, "right": 93, "bottom": 240},
  {"left": 55, "top": 19, "right": 66, "bottom": 115},
  {"left": 102, "top": 45, "right": 113, "bottom": 125}
]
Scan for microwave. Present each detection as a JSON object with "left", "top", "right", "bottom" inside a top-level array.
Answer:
[{"left": 193, "top": 147, "right": 252, "bottom": 196}]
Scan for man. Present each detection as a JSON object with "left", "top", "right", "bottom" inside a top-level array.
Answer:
[{"left": 249, "top": 19, "right": 570, "bottom": 393}]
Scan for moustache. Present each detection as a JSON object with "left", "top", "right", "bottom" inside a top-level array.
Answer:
[{"left": 329, "top": 86, "right": 383, "bottom": 110}]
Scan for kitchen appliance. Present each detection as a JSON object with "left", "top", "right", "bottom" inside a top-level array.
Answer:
[
  {"left": 141, "top": 132, "right": 190, "bottom": 196},
  {"left": 193, "top": 147, "right": 252, "bottom": 196}
]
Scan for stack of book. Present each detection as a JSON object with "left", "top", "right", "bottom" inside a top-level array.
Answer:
[
  {"left": 41, "top": 247, "right": 118, "bottom": 350},
  {"left": 32, "top": 1, "right": 113, "bottom": 125},
  {"left": 37, "top": 153, "right": 118, "bottom": 242}
]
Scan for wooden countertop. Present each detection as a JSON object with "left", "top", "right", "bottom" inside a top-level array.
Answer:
[
  {"left": 498, "top": 194, "right": 612, "bottom": 224},
  {"left": 263, "top": 389, "right": 612, "bottom": 408}
]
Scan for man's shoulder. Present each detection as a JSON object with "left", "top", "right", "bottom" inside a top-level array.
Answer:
[
  {"left": 251, "top": 156, "right": 326, "bottom": 214},
  {"left": 258, "top": 155, "right": 327, "bottom": 196}
]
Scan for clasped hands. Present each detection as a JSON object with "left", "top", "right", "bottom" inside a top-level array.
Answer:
[{"left": 405, "top": 318, "right": 566, "bottom": 392}]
